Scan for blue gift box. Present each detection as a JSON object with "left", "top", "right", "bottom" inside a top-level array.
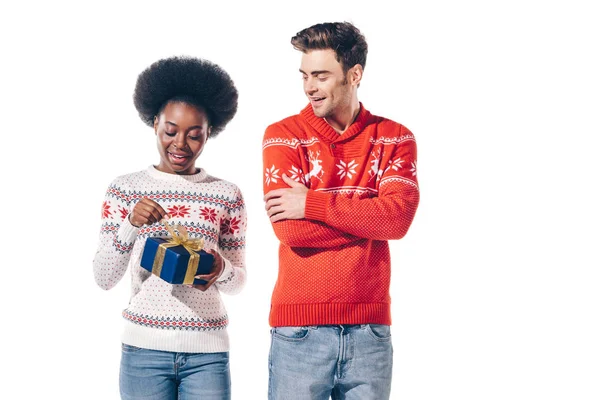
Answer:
[{"left": 140, "top": 237, "right": 214, "bottom": 285}]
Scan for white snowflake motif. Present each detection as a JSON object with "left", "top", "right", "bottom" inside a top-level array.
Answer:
[
  {"left": 265, "top": 165, "right": 280, "bottom": 185},
  {"left": 410, "top": 160, "right": 417, "bottom": 177},
  {"left": 389, "top": 157, "right": 405, "bottom": 171},
  {"left": 336, "top": 159, "right": 358, "bottom": 180},
  {"left": 288, "top": 165, "right": 306, "bottom": 184}
]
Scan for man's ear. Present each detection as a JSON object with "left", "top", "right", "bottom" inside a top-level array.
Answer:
[{"left": 349, "top": 64, "right": 364, "bottom": 87}]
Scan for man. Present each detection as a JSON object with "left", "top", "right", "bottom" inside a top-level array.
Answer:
[{"left": 263, "top": 22, "right": 419, "bottom": 400}]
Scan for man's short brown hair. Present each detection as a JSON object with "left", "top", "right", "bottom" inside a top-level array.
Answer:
[{"left": 291, "top": 22, "right": 368, "bottom": 74}]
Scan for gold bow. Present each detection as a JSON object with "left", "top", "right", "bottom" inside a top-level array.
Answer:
[{"left": 152, "top": 222, "right": 206, "bottom": 285}]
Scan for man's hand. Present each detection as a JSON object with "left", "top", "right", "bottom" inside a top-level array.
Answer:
[
  {"left": 264, "top": 174, "right": 308, "bottom": 222},
  {"left": 190, "top": 249, "right": 225, "bottom": 291}
]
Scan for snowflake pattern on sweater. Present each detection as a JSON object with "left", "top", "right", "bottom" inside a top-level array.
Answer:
[{"left": 93, "top": 166, "right": 246, "bottom": 353}]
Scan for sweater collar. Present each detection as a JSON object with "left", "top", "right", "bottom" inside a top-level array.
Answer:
[
  {"left": 146, "top": 165, "right": 208, "bottom": 183},
  {"left": 300, "top": 102, "right": 371, "bottom": 142}
]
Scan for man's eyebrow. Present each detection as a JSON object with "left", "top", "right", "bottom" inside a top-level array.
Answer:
[{"left": 299, "top": 69, "right": 332, "bottom": 76}]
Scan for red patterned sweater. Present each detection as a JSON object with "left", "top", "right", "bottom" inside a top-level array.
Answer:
[{"left": 263, "top": 104, "right": 419, "bottom": 327}]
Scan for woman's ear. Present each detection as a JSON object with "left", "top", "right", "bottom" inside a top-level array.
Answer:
[{"left": 153, "top": 115, "right": 159, "bottom": 134}]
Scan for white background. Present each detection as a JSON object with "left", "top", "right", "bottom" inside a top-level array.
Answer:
[{"left": 1, "top": 1, "right": 598, "bottom": 399}]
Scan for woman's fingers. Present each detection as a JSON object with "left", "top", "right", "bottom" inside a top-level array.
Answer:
[
  {"left": 131, "top": 198, "right": 169, "bottom": 226},
  {"left": 192, "top": 275, "right": 219, "bottom": 291},
  {"left": 191, "top": 249, "right": 224, "bottom": 291},
  {"left": 139, "top": 199, "right": 168, "bottom": 221}
]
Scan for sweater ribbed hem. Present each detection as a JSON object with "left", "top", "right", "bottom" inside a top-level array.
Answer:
[
  {"left": 122, "top": 320, "right": 230, "bottom": 353},
  {"left": 305, "top": 190, "right": 329, "bottom": 222},
  {"left": 269, "top": 302, "right": 391, "bottom": 327}
]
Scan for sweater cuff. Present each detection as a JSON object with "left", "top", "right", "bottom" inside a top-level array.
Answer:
[
  {"left": 305, "top": 190, "right": 330, "bottom": 222},
  {"left": 217, "top": 258, "right": 234, "bottom": 283},
  {"left": 117, "top": 216, "right": 140, "bottom": 244}
]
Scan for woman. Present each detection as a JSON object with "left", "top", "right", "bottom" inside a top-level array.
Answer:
[{"left": 93, "top": 56, "right": 246, "bottom": 400}]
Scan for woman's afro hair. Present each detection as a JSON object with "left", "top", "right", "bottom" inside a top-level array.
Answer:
[{"left": 133, "top": 56, "right": 238, "bottom": 137}]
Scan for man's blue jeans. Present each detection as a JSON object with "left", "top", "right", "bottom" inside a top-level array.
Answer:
[
  {"left": 268, "top": 324, "right": 393, "bottom": 400},
  {"left": 119, "top": 344, "right": 231, "bottom": 400}
]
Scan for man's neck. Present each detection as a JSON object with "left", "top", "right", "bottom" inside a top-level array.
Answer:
[{"left": 324, "top": 99, "right": 361, "bottom": 134}]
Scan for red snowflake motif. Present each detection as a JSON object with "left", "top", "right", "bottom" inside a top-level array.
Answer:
[
  {"left": 118, "top": 206, "right": 129, "bottom": 221},
  {"left": 220, "top": 216, "right": 241, "bottom": 235},
  {"left": 167, "top": 205, "right": 191, "bottom": 218},
  {"left": 199, "top": 207, "right": 218, "bottom": 224},
  {"left": 101, "top": 201, "right": 112, "bottom": 219}
]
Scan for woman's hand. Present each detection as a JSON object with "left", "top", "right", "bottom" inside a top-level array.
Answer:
[
  {"left": 129, "top": 198, "right": 168, "bottom": 227},
  {"left": 191, "top": 249, "right": 225, "bottom": 291}
]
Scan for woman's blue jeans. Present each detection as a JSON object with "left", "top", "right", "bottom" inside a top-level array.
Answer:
[{"left": 119, "top": 344, "right": 230, "bottom": 400}]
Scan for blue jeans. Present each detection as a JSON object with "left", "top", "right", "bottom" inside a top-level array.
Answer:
[
  {"left": 268, "top": 324, "right": 393, "bottom": 400},
  {"left": 119, "top": 344, "right": 231, "bottom": 400}
]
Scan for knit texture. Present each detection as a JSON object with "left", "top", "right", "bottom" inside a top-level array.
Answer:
[
  {"left": 94, "top": 166, "right": 246, "bottom": 353},
  {"left": 263, "top": 104, "right": 419, "bottom": 327}
]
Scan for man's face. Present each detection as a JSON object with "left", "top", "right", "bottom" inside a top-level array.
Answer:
[{"left": 300, "top": 49, "right": 352, "bottom": 119}]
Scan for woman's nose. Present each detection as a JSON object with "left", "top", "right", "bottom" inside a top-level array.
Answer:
[{"left": 174, "top": 133, "right": 187, "bottom": 149}]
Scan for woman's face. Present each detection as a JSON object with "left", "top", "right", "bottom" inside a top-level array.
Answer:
[{"left": 154, "top": 101, "right": 211, "bottom": 175}]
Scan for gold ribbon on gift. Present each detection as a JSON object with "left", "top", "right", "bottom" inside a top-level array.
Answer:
[{"left": 152, "top": 222, "right": 205, "bottom": 285}]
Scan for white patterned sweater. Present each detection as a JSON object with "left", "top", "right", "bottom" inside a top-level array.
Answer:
[{"left": 93, "top": 166, "right": 247, "bottom": 353}]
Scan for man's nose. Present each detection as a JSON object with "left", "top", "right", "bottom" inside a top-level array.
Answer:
[{"left": 304, "top": 79, "right": 317, "bottom": 95}]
